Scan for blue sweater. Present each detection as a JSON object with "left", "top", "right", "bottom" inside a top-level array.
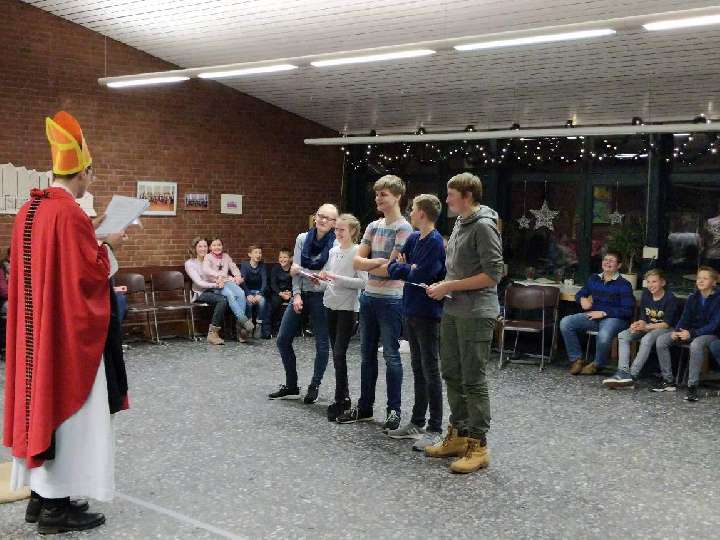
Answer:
[
  {"left": 387, "top": 229, "right": 446, "bottom": 320},
  {"left": 575, "top": 273, "right": 635, "bottom": 321},
  {"left": 676, "top": 289, "right": 720, "bottom": 338},
  {"left": 240, "top": 262, "right": 268, "bottom": 295},
  {"left": 639, "top": 289, "right": 680, "bottom": 326}
]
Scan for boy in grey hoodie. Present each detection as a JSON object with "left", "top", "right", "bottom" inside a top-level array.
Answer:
[{"left": 426, "top": 173, "right": 504, "bottom": 474}]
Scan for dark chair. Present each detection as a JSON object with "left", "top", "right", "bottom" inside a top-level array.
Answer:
[
  {"left": 115, "top": 272, "right": 160, "bottom": 343},
  {"left": 499, "top": 283, "right": 560, "bottom": 371},
  {"left": 150, "top": 271, "right": 199, "bottom": 340}
]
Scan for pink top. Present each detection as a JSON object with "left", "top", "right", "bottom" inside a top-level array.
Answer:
[
  {"left": 202, "top": 252, "right": 241, "bottom": 280},
  {"left": 184, "top": 258, "right": 216, "bottom": 297}
]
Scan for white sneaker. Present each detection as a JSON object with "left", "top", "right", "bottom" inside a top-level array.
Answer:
[
  {"left": 378, "top": 340, "right": 411, "bottom": 354},
  {"left": 412, "top": 432, "right": 443, "bottom": 451},
  {"left": 387, "top": 422, "right": 425, "bottom": 439}
]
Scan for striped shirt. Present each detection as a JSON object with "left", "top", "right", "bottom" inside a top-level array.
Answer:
[{"left": 361, "top": 216, "right": 413, "bottom": 298}]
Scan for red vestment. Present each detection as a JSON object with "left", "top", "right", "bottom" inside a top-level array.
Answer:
[{"left": 3, "top": 187, "right": 111, "bottom": 468}]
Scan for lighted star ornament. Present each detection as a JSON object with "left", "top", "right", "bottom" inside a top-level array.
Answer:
[
  {"left": 530, "top": 200, "right": 559, "bottom": 230},
  {"left": 608, "top": 210, "right": 624, "bottom": 225},
  {"left": 517, "top": 215, "right": 531, "bottom": 229}
]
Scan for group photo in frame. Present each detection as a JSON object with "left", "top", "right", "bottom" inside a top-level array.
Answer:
[
  {"left": 137, "top": 181, "right": 177, "bottom": 216},
  {"left": 184, "top": 192, "right": 209, "bottom": 211}
]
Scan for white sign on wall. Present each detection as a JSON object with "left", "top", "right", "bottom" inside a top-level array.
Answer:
[{"left": 1, "top": 163, "right": 96, "bottom": 217}]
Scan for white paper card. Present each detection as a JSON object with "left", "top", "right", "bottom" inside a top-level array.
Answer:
[{"left": 95, "top": 195, "right": 150, "bottom": 237}]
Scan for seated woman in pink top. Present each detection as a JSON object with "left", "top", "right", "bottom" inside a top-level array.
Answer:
[
  {"left": 203, "top": 237, "right": 255, "bottom": 341},
  {"left": 185, "top": 237, "right": 229, "bottom": 345}
]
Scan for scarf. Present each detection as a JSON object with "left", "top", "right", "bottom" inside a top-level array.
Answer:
[{"left": 301, "top": 228, "right": 335, "bottom": 270}]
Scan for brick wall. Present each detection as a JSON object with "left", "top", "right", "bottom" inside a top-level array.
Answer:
[{"left": 0, "top": 0, "right": 343, "bottom": 266}]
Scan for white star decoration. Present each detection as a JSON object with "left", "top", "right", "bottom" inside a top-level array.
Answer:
[
  {"left": 517, "top": 215, "right": 531, "bottom": 229},
  {"left": 707, "top": 221, "right": 720, "bottom": 243},
  {"left": 529, "top": 200, "right": 559, "bottom": 231},
  {"left": 608, "top": 211, "right": 624, "bottom": 225}
]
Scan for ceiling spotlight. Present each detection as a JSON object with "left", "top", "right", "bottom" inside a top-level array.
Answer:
[
  {"left": 565, "top": 120, "right": 574, "bottom": 128},
  {"left": 631, "top": 117, "right": 644, "bottom": 126},
  {"left": 511, "top": 123, "right": 521, "bottom": 130},
  {"left": 693, "top": 114, "right": 710, "bottom": 124},
  {"left": 465, "top": 125, "right": 476, "bottom": 132},
  {"left": 416, "top": 127, "right": 426, "bottom": 135},
  {"left": 369, "top": 129, "right": 377, "bottom": 137}
]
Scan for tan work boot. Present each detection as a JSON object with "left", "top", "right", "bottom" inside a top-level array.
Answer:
[
  {"left": 450, "top": 438, "right": 490, "bottom": 474},
  {"left": 207, "top": 325, "right": 224, "bottom": 345},
  {"left": 580, "top": 362, "right": 599, "bottom": 375},
  {"left": 425, "top": 425, "right": 469, "bottom": 458},
  {"left": 569, "top": 358, "right": 587, "bottom": 375}
]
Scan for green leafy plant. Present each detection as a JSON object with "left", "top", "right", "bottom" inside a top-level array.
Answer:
[{"left": 607, "top": 217, "right": 644, "bottom": 274}]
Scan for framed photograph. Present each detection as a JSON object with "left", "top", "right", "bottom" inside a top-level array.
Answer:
[
  {"left": 137, "top": 181, "right": 177, "bottom": 216},
  {"left": 592, "top": 186, "right": 611, "bottom": 224},
  {"left": 220, "top": 194, "right": 243, "bottom": 215},
  {"left": 184, "top": 192, "right": 209, "bottom": 211}
]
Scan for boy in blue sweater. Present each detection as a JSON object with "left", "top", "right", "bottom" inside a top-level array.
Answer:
[
  {"left": 240, "top": 245, "right": 270, "bottom": 339},
  {"left": 386, "top": 194, "right": 446, "bottom": 451},
  {"left": 654, "top": 266, "right": 720, "bottom": 401},
  {"left": 560, "top": 251, "right": 635, "bottom": 375}
]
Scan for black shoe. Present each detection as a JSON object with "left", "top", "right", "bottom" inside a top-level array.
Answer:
[
  {"left": 650, "top": 380, "right": 677, "bottom": 392},
  {"left": 261, "top": 334, "right": 272, "bottom": 340},
  {"left": 327, "top": 398, "right": 352, "bottom": 422},
  {"left": 684, "top": 385, "right": 699, "bottom": 402},
  {"left": 26, "top": 492, "right": 89, "bottom": 524},
  {"left": 303, "top": 384, "right": 319, "bottom": 404},
  {"left": 382, "top": 409, "right": 401, "bottom": 431},
  {"left": 268, "top": 385, "right": 301, "bottom": 400},
  {"left": 336, "top": 406, "right": 374, "bottom": 424},
  {"left": 37, "top": 502, "right": 105, "bottom": 535}
]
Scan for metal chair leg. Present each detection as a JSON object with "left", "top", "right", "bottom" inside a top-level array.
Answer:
[{"left": 498, "top": 326, "right": 506, "bottom": 368}]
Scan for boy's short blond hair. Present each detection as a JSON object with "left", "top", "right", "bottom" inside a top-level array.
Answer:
[
  {"left": 447, "top": 173, "right": 483, "bottom": 203},
  {"left": 644, "top": 268, "right": 665, "bottom": 281},
  {"left": 374, "top": 175, "right": 406, "bottom": 197},
  {"left": 413, "top": 194, "right": 442, "bottom": 223},
  {"left": 697, "top": 265, "right": 719, "bottom": 281}
]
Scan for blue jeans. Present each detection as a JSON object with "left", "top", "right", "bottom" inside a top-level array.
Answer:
[
  {"left": 560, "top": 313, "right": 629, "bottom": 367},
  {"left": 115, "top": 292, "right": 128, "bottom": 322},
  {"left": 276, "top": 292, "right": 329, "bottom": 388},
  {"left": 220, "top": 281, "right": 248, "bottom": 323},
  {"left": 357, "top": 293, "right": 404, "bottom": 414},
  {"left": 245, "top": 290, "right": 270, "bottom": 337}
]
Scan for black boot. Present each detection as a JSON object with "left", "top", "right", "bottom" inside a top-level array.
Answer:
[
  {"left": 37, "top": 497, "right": 105, "bottom": 535},
  {"left": 26, "top": 491, "right": 90, "bottom": 523}
]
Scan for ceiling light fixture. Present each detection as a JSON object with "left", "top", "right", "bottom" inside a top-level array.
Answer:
[
  {"left": 311, "top": 49, "right": 435, "bottom": 67},
  {"left": 454, "top": 28, "right": 616, "bottom": 51},
  {"left": 198, "top": 64, "right": 298, "bottom": 79},
  {"left": 643, "top": 14, "right": 720, "bottom": 31},
  {"left": 106, "top": 76, "right": 190, "bottom": 88}
]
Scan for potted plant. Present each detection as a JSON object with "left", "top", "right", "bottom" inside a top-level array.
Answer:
[{"left": 607, "top": 217, "right": 644, "bottom": 288}]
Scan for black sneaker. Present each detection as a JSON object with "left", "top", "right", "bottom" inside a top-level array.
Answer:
[
  {"left": 650, "top": 380, "right": 677, "bottom": 392},
  {"left": 382, "top": 410, "right": 401, "bottom": 431},
  {"left": 327, "top": 398, "right": 351, "bottom": 422},
  {"left": 303, "top": 384, "right": 320, "bottom": 404},
  {"left": 268, "top": 385, "right": 301, "bottom": 400},
  {"left": 336, "top": 406, "right": 374, "bottom": 424},
  {"left": 684, "top": 385, "right": 699, "bottom": 402}
]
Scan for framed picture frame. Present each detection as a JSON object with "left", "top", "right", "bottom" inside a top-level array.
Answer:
[
  {"left": 184, "top": 192, "right": 209, "bottom": 211},
  {"left": 220, "top": 194, "right": 243, "bottom": 215},
  {"left": 592, "top": 186, "right": 611, "bottom": 224},
  {"left": 137, "top": 181, "right": 177, "bottom": 216}
]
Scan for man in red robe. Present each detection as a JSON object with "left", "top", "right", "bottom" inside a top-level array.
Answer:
[{"left": 3, "top": 111, "right": 128, "bottom": 534}]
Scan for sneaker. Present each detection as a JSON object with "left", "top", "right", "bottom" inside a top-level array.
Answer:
[
  {"left": 382, "top": 410, "right": 401, "bottom": 431},
  {"left": 327, "top": 399, "right": 351, "bottom": 422},
  {"left": 336, "top": 407, "right": 374, "bottom": 424},
  {"left": 387, "top": 422, "right": 425, "bottom": 440},
  {"left": 650, "top": 380, "right": 677, "bottom": 392},
  {"left": 684, "top": 385, "right": 699, "bottom": 402},
  {"left": 602, "top": 370, "right": 635, "bottom": 389},
  {"left": 303, "top": 384, "right": 319, "bottom": 404},
  {"left": 412, "top": 432, "right": 444, "bottom": 452},
  {"left": 268, "top": 385, "right": 301, "bottom": 400}
]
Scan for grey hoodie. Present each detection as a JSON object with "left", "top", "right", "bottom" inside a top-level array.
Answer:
[{"left": 444, "top": 205, "right": 504, "bottom": 319}]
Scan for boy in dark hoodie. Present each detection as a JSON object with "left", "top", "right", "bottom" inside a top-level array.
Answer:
[
  {"left": 240, "top": 245, "right": 270, "bottom": 339},
  {"left": 426, "top": 173, "right": 504, "bottom": 474},
  {"left": 653, "top": 266, "right": 720, "bottom": 401}
]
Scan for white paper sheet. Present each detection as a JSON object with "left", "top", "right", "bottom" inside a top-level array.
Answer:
[{"left": 95, "top": 196, "right": 149, "bottom": 237}]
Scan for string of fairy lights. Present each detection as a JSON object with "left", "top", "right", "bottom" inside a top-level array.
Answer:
[{"left": 340, "top": 130, "right": 720, "bottom": 172}]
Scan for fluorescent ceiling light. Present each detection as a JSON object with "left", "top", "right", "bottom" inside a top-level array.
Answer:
[
  {"left": 107, "top": 76, "right": 189, "bottom": 88},
  {"left": 455, "top": 29, "right": 616, "bottom": 51},
  {"left": 198, "top": 64, "right": 298, "bottom": 79},
  {"left": 311, "top": 49, "right": 435, "bottom": 67},
  {"left": 644, "top": 14, "right": 720, "bottom": 31}
]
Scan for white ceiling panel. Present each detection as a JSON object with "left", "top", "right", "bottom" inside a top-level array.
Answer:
[{"left": 23, "top": 0, "right": 720, "bottom": 133}]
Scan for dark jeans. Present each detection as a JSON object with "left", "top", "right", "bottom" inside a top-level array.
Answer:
[
  {"left": 407, "top": 316, "right": 443, "bottom": 433},
  {"left": 357, "top": 293, "right": 404, "bottom": 414},
  {"left": 277, "top": 291, "right": 330, "bottom": 388},
  {"left": 245, "top": 289, "right": 270, "bottom": 337},
  {"left": 196, "top": 289, "right": 228, "bottom": 327},
  {"left": 270, "top": 293, "right": 290, "bottom": 334},
  {"left": 327, "top": 308, "right": 356, "bottom": 403},
  {"left": 115, "top": 292, "right": 128, "bottom": 322}
]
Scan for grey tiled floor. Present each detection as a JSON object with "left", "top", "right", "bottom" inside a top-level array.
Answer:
[{"left": 1, "top": 337, "right": 719, "bottom": 539}]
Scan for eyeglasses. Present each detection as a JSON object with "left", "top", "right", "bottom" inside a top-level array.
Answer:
[{"left": 316, "top": 213, "right": 336, "bottom": 223}]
